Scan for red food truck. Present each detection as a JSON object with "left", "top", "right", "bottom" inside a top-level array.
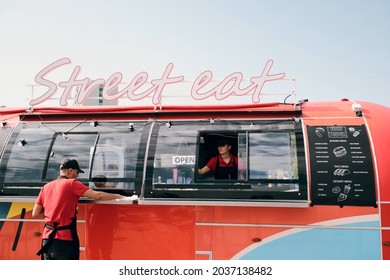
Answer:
[{"left": 0, "top": 99, "right": 389, "bottom": 259}]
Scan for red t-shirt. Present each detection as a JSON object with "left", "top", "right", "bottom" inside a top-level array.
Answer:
[
  {"left": 206, "top": 154, "right": 238, "bottom": 172},
  {"left": 36, "top": 178, "right": 89, "bottom": 240}
]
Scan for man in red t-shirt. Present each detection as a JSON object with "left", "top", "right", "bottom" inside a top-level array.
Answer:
[
  {"left": 32, "top": 158, "right": 128, "bottom": 260},
  {"left": 198, "top": 138, "right": 238, "bottom": 179}
]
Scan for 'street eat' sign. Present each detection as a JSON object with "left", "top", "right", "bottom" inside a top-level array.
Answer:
[{"left": 30, "top": 58, "right": 286, "bottom": 106}]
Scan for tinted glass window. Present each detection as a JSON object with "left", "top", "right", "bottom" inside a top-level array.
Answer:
[
  {"left": 0, "top": 127, "right": 12, "bottom": 156},
  {"left": 90, "top": 126, "right": 144, "bottom": 190},
  {"left": 1, "top": 121, "right": 146, "bottom": 193},
  {"left": 249, "top": 132, "right": 299, "bottom": 192},
  {"left": 3, "top": 122, "right": 53, "bottom": 184},
  {"left": 46, "top": 133, "right": 98, "bottom": 180},
  {"left": 152, "top": 122, "right": 198, "bottom": 187}
]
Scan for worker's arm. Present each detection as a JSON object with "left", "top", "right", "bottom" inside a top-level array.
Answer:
[
  {"left": 32, "top": 204, "right": 45, "bottom": 219},
  {"left": 198, "top": 165, "right": 211, "bottom": 175},
  {"left": 82, "top": 189, "right": 127, "bottom": 201}
]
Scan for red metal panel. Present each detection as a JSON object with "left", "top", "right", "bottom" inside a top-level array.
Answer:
[
  {"left": 380, "top": 204, "right": 390, "bottom": 227},
  {"left": 360, "top": 102, "right": 390, "bottom": 201},
  {"left": 381, "top": 230, "right": 390, "bottom": 260},
  {"left": 85, "top": 204, "right": 195, "bottom": 259},
  {"left": 380, "top": 204, "right": 390, "bottom": 260},
  {"left": 0, "top": 204, "right": 43, "bottom": 260}
]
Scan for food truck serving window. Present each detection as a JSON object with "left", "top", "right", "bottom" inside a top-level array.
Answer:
[{"left": 146, "top": 119, "right": 307, "bottom": 203}]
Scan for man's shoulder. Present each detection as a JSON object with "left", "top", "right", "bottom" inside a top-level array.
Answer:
[
  {"left": 68, "top": 178, "right": 88, "bottom": 187},
  {"left": 43, "top": 178, "right": 63, "bottom": 187},
  {"left": 46, "top": 178, "right": 86, "bottom": 188}
]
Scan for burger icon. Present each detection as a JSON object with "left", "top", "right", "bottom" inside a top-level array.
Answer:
[{"left": 333, "top": 146, "right": 347, "bottom": 158}]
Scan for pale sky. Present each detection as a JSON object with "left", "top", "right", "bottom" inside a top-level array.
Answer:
[{"left": 1, "top": 0, "right": 389, "bottom": 107}]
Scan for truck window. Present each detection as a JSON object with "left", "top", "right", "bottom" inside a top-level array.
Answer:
[
  {"left": 146, "top": 119, "right": 307, "bottom": 203},
  {"left": 1, "top": 122, "right": 53, "bottom": 185},
  {"left": 0, "top": 121, "right": 146, "bottom": 194},
  {"left": 0, "top": 126, "right": 12, "bottom": 155},
  {"left": 89, "top": 125, "right": 145, "bottom": 190},
  {"left": 151, "top": 122, "right": 198, "bottom": 186},
  {"left": 248, "top": 132, "right": 299, "bottom": 192},
  {"left": 46, "top": 132, "right": 98, "bottom": 180}
]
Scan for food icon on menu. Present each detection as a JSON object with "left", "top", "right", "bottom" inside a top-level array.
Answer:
[
  {"left": 338, "top": 193, "right": 348, "bottom": 202},
  {"left": 332, "top": 186, "right": 341, "bottom": 193},
  {"left": 333, "top": 168, "right": 350, "bottom": 176},
  {"left": 333, "top": 146, "right": 347, "bottom": 158},
  {"left": 315, "top": 127, "right": 325, "bottom": 138}
]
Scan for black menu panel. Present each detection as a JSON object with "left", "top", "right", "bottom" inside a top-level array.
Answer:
[{"left": 307, "top": 125, "right": 376, "bottom": 207}]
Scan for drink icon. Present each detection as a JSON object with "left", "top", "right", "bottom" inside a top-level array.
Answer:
[
  {"left": 344, "top": 184, "right": 351, "bottom": 194},
  {"left": 348, "top": 127, "right": 361, "bottom": 137}
]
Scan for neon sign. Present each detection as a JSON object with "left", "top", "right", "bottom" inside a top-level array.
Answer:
[{"left": 30, "top": 58, "right": 286, "bottom": 106}]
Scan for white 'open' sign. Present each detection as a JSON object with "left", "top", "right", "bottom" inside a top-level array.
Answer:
[{"left": 172, "top": 155, "right": 195, "bottom": 166}]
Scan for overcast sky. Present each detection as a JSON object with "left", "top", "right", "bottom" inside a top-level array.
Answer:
[{"left": 1, "top": 0, "right": 389, "bottom": 107}]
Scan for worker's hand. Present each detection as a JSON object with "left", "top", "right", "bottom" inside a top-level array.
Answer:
[{"left": 115, "top": 195, "right": 139, "bottom": 203}]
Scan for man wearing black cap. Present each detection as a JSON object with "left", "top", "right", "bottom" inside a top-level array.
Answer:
[
  {"left": 32, "top": 158, "right": 127, "bottom": 260},
  {"left": 198, "top": 137, "right": 238, "bottom": 179}
]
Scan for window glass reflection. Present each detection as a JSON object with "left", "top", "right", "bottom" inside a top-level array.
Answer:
[
  {"left": 2, "top": 121, "right": 145, "bottom": 190},
  {"left": 4, "top": 124, "right": 53, "bottom": 183},
  {"left": 249, "top": 132, "right": 298, "bottom": 179},
  {"left": 46, "top": 133, "right": 98, "bottom": 180},
  {"left": 0, "top": 127, "right": 12, "bottom": 154},
  {"left": 91, "top": 130, "right": 143, "bottom": 190},
  {"left": 153, "top": 123, "right": 199, "bottom": 186}
]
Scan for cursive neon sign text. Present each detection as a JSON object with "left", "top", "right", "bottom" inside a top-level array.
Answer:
[{"left": 30, "top": 58, "right": 286, "bottom": 106}]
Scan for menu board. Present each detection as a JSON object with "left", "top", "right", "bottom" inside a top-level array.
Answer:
[{"left": 307, "top": 125, "right": 376, "bottom": 207}]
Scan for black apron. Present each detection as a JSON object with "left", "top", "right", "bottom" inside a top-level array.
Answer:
[
  {"left": 214, "top": 155, "right": 238, "bottom": 179},
  {"left": 36, "top": 213, "right": 79, "bottom": 259}
]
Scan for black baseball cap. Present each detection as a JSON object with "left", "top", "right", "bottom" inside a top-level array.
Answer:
[
  {"left": 60, "top": 159, "right": 85, "bottom": 173},
  {"left": 216, "top": 137, "right": 231, "bottom": 147}
]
